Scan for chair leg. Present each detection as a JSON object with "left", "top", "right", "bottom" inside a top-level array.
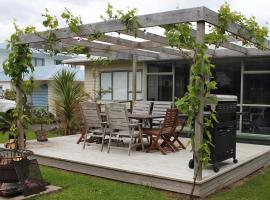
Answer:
[
  {"left": 173, "top": 136, "right": 186, "bottom": 149},
  {"left": 101, "top": 134, "right": 106, "bottom": 152},
  {"left": 107, "top": 133, "right": 112, "bottom": 153},
  {"left": 140, "top": 134, "right": 144, "bottom": 151},
  {"left": 83, "top": 132, "right": 87, "bottom": 149},
  {"left": 128, "top": 137, "right": 133, "bottom": 156}
]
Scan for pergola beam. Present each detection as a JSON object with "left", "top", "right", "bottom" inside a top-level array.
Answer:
[
  {"left": 19, "top": 6, "right": 261, "bottom": 55},
  {"left": 19, "top": 7, "right": 205, "bottom": 44},
  {"left": 100, "top": 34, "right": 185, "bottom": 57},
  {"left": 190, "top": 29, "right": 248, "bottom": 54},
  {"left": 30, "top": 42, "right": 142, "bottom": 60},
  {"left": 203, "top": 7, "right": 270, "bottom": 50},
  {"left": 61, "top": 39, "right": 160, "bottom": 59}
]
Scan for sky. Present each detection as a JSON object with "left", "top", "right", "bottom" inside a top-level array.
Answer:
[{"left": 0, "top": 0, "right": 270, "bottom": 42}]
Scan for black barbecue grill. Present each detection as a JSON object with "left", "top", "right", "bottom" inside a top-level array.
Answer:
[{"left": 189, "top": 95, "right": 238, "bottom": 172}]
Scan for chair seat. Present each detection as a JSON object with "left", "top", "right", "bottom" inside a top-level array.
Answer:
[
  {"left": 143, "top": 127, "right": 174, "bottom": 136},
  {"left": 112, "top": 130, "right": 140, "bottom": 137},
  {"left": 175, "top": 125, "right": 184, "bottom": 132}
]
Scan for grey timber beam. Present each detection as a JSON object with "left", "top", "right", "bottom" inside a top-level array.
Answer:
[
  {"left": 203, "top": 7, "right": 270, "bottom": 50},
  {"left": 19, "top": 7, "right": 205, "bottom": 44},
  {"left": 61, "top": 39, "right": 160, "bottom": 58}
]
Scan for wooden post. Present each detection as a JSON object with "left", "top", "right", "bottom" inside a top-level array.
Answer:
[
  {"left": 16, "top": 76, "right": 25, "bottom": 149},
  {"left": 132, "top": 55, "right": 137, "bottom": 102},
  {"left": 194, "top": 21, "right": 205, "bottom": 181}
]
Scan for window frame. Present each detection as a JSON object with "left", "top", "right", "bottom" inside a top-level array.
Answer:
[{"left": 100, "top": 70, "right": 143, "bottom": 101}]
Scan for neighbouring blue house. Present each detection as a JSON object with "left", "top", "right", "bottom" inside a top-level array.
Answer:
[
  {"left": 0, "top": 42, "right": 84, "bottom": 113},
  {"left": 0, "top": 65, "right": 84, "bottom": 114},
  {"left": 0, "top": 42, "right": 73, "bottom": 92}
]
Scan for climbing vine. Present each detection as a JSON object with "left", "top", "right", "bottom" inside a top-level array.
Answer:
[
  {"left": 101, "top": 3, "right": 140, "bottom": 37},
  {"left": 3, "top": 23, "right": 36, "bottom": 149}
]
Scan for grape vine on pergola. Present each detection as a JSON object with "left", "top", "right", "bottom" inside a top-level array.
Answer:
[{"left": 18, "top": 6, "right": 270, "bottom": 180}]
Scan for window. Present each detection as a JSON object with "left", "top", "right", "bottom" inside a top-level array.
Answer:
[
  {"left": 100, "top": 71, "right": 142, "bottom": 101},
  {"left": 243, "top": 74, "right": 270, "bottom": 105},
  {"left": 148, "top": 63, "right": 172, "bottom": 73},
  {"left": 113, "top": 72, "right": 128, "bottom": 100},
  {"left": 128, "top": 71, "right": 142, "bottom": 100},
  {"left": 32, "top": 58, "right": 45, "bottom": 66},
  {"left": 147, "top": 75, "right": 173, "bottom": 101},
  {"left": 212, "top": 62, "right": 241, "bottom": 102},
  {"left": 244, "top": 59, "right": 270, "bottom": 71},
  {"left": 55, "top": 60, "right": 62, "bottom": 65},
  {"left": 100, "top": 73, "right": 112, "bottom": 100},
  {"left": 147, "top": 62, "right": 173, "bottom": 101},
  {"left": 175, "top": 64, "right": 189, "bottom": 99}
]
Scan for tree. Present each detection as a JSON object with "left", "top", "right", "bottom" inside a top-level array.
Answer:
[{"left": 3, "top": 23, "right": 35, "bottom": 149}]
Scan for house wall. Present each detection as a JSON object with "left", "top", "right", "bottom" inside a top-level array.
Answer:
[
  {"left": 48, "top": 81, "right": 55, "bottom": 115},
  {"left": 84, "top": 61, "right": 145, "bottom": 99},
  {"left": 0, "top": 81, "right": 11, "bottom": 91}
]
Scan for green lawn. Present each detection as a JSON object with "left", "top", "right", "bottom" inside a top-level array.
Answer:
[
  {"left": 30, "top": 166, "right": 270, "bottom": 200},
  {"left": 0, "top": 130, "right": 60, "bottom": 143},
  {"left": 36, "top": 166, "right": 170, "bottom": 200},
  {"left": 26, "top": 167, "right": 270, "bottom": 200},
  {"left": 209, "top": 167, "right": 270, "bottom": 200}
]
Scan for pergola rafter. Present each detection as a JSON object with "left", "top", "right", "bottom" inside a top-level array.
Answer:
[{"left": 19, "top": 6, "right": 270, "bottom": 181}]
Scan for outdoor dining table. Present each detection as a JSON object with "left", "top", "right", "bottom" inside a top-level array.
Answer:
[
  {"left": 100, "top": 113, "right": 166, "bottom": 128},
  {"left": 127, "top": 114, "right": 165, "bottom": 128}
]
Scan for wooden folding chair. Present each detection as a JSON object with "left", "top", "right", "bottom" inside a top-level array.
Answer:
[
  {"left": 171, "top": 117, "right": 186, "bottom": 150},
  {"left": 106, "top": 103, "right": 144, "bottom": 156},
  {"left": 80, "top": 101, "right": 108, "bottom": 151},
  {"left": 143, "top": 108, "right": 178, "bottom": 155},
  {"left": 151, "top": 101, "right": 173, "bottom": 127}
]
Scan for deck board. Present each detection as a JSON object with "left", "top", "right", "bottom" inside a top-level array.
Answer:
[{"left": 21, "top": 135, "right": 270, "bottom": 197}]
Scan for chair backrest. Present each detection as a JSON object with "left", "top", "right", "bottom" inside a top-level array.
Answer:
[
  {"left": 105, "top": 103, "right": 130, "bottom": 131},
  {"left": 152, "top": 101, "right": 173, "bottom": 115},
  {"left": 80, "top": 101, "right": 102, "bottom": 129},
  {"left": 132, "top": 101, "right": 152, "bottom": 115},
  {"left": 161, "top": 108, "right": 178, "bottom": 133}
]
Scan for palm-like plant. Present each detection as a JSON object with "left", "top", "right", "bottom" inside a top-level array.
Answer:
[{"left": 53, "top": 69, "right": 87, "bottom": 135}]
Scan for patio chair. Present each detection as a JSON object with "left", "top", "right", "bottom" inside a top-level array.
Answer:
[
  {"left": 170, "top": 116, "right": 186, "bottom": 150},
  {"left": 151, "top": 101, "right": 173, "bottom": 127},
  {"left": 143, "top": 108, "right": 178, "bottom": 155},
  {"left": 75, "top": 104, "right": 87, "bottom": 144},
  {"left": 105, "top": 103, "right": 144, "bottom": 156},
  {"left": 132, "top": 101, "right": 152, "bottom": 115},
  {"left": 80, "top": 101, "right": 108, "bottom": 151},
  {"left": 131, "top": 101, "right": 153, "bottom": 127}
]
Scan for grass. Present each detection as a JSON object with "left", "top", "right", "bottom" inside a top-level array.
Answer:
[
  {"left": 28, "top": 166, "right": 270, "bottom": 200},
  {"left": 35, "top": 166, "right": 170, "bottom": 200},
  {"left": 209, "top": 166, "right": 270, "bottom": 200},
  {"left": 0, "top": 130, "right": 61, "bottom": 143}
]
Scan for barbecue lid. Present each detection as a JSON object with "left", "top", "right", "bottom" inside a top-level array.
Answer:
[{"left": 215, "top": 95, "right": 238, "bottom": 102}]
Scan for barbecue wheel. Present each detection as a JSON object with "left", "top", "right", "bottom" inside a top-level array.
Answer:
[
  {"left": 188, "top": 159, "right": 194, "bottom": 169},
  {"left": 213, "top": 166, "right": 219, "bottom": 173},
  {"left": 233, "top": 159, "right": 238, "bottom": 164}
]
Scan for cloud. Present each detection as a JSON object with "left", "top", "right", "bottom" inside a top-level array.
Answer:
[{"left": 0, "top": 0, "right": 269, "bottom": 42}]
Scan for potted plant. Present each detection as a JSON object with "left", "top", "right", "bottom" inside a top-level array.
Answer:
[{"left": 32, "top": 108, "right": 53, "bottom": 142}]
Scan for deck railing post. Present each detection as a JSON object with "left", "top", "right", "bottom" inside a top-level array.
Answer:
[{"left": 194, "top": 21, "right": 205, "bottom": 181}]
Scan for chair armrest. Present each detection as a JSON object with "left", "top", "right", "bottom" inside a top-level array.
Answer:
[{"left": 129, "top": 123, "right": 142, "bottom": 127}]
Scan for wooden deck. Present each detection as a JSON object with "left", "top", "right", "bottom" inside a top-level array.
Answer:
[{"left": 23, "top": 135, "right": 270, "bottom": 197}]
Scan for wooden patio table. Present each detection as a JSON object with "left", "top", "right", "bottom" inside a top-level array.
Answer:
[{"left": 128, "top": 114, "right": 165, "bottom": 128}]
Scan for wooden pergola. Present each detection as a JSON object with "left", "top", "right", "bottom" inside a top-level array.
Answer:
[{"left": 19, "top": 6, "right": 270, "bottom": 180}]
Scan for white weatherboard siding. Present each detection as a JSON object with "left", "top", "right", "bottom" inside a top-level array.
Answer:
[
  {"left": 48, "top": 81, "right": 56, "bottom": 115},
  {"left": 84, "top": 62, "right": 144, "bottom": 100},
  {"left": 0, "top": 82, "right": 11, "bottom": 91}
]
